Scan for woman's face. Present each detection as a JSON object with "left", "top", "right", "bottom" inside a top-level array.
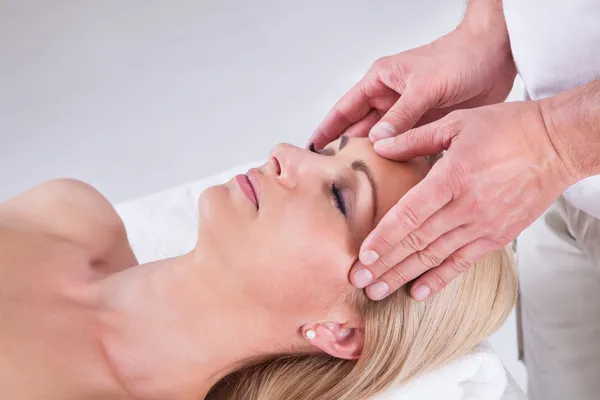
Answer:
[{"left": 197, "top": 137, "right": 430, "bottom": 323}]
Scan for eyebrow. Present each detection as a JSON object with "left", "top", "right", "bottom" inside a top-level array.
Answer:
[
  {"left": 351, "top": 160, "right": 378, "bottom": 223},
  {"left": 318, "top": 135, "right": 348, "bottom": 156},
  {"left": 339, "top": 135, "right": 348, "bottom": 150},
  {"left": 317, "top": 136, "right": 378, "bottom": 221}
]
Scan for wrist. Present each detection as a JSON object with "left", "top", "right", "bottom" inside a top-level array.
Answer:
[{"left": 540, "top": 80, "right": 600, "bottom": 182}]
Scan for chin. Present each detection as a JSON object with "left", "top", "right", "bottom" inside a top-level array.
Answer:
[
  {"left": 197, "top": 184, "right": 231, "bottom": 226},
  {"left": 197, "top": 183, "right": 245, "bottom": 242},
  {"left": 195, "top": 183, "right": 249, "bottom": 267}
]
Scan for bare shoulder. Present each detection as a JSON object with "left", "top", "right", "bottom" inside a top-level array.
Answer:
[{"left": 0, "top": 179, "right": 128, "bottom": 256}]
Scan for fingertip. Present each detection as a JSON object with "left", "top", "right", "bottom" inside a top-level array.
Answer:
[
  {"left": 411, "top": 284, "right": 431, "bottom": 301},
  {"left": 366, "top": 281, "right": 390, "bottom": 301},
  {"left": 369, "top": 121, "right": 396, "bottom": 142},
  {"left": 373, "top": 136, "right": 395, "bottom": 150},
  {"left": 351, "top": 267, "right": 374, "bottom": 289},
  {"left": 359, "top": 250, "right": 379, "bottom": 266}
]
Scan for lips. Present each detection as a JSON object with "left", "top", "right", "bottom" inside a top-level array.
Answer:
[{"left": 235, "top": 169, "right": 260, "bottom": 210}]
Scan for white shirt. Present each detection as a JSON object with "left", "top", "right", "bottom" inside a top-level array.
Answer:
[{"left": 504, "top": 0, "right": 600, "bottom": 218}]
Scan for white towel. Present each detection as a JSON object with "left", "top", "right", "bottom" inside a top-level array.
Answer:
[
  {"left": 373, "top": 343, "right": 507, "bottom": 400},
  {"left": 115, "top": 162, "right": 511, "bottom": 400}
]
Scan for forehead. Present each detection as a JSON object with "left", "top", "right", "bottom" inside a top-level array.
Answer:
[{"left": 325, "top": 137, "right": 430, "bottom": 225}]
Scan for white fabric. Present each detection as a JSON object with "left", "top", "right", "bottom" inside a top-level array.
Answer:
[
  {"left": 517, "top": 196, "right": 600, "bottom": 400},
  {"left": 374, "top": 343, "right": 507, "bottom": 400},
  {"left": 503, "top": 0, "right": 600, "bottom": 218},
  {"left": 562, "top": 176, "right": 600, "bottom": 221},
  {"left": 115, "top": 163, "right": 520, "bottom": 399}
]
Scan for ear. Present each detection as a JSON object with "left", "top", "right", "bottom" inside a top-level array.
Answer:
[{"left": 302, "top": 321, "right": 364, "bottom": 360}]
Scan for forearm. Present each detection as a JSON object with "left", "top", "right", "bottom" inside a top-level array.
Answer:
[
  {"left": 461, "top": 0, "right": 510, "bottom": 42},
  {"left": 458, "top": 0, "right": 515, "bottom": 72},
  {"left": 541, "top": 79, "right": 600, "bottom": 182}
]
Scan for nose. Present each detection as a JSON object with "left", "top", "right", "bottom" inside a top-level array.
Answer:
[{"left": 268, "top": 143, "right": 308, "bottom": 189}]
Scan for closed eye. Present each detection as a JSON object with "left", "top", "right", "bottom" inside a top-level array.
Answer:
[
  {"left": 331, "top": 184, "right": 347, "bottom": 217},
  {"left": 310, "top": 143, "right": 348, "bottom": 218}
]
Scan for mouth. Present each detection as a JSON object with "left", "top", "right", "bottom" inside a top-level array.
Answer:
[{"left": 234, "top": 169, "right": 260, "bottom": 210}]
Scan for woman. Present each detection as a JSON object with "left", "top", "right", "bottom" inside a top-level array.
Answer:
[{"left": 0, "top": 136, "right": 517, "bottom": 399}]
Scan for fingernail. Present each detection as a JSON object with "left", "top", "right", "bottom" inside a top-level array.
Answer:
[
  {"left": 374, "top": 137, "right": 395, "bottom": 149},
  {"left": 368, "top": 281, "right": 389, "bottom": 300},
  {"left": 359, "top": 250, "right": 379, "bottom": 265},
  {"left": 413, "top": 285, "right": 431, "bottom": 301},
  {"left": 352, "top": 268, "right": 373, "bottom": 288},
  {"left": 369, "top": 122, "right": 396, "bottom": 141}
]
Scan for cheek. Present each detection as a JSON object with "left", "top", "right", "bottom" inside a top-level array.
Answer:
[{"left": 250, "top": 212, "right": 353, "bottom": 316}]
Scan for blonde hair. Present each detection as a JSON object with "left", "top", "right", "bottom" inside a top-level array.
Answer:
[{"left": 207, "top": 246, "right": 518, "bottom": 399}]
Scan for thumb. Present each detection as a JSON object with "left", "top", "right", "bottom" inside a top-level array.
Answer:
[
  {"left": 369, "top": 85, "right": 433, "bottom": 141},
  {"left": 373, "top": 118, "right": 454, "bottom": 161}
]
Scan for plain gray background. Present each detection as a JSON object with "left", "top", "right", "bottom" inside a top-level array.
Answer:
[
  {"left": 0, "top": 0, "right": 526, "bottom": 391},
  {"left": 0, "top": 0, "right": 471, "bottom": 203}
]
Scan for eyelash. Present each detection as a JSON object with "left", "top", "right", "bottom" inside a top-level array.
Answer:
[
  {"left": 331, "top": 184, "right": 347, "bottom": 216},
  {"left": 309, "top": 143, "right": 347, "bottom": 217}
]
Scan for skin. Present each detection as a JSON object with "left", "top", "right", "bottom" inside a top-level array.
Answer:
[
  {"left": 310, "top": 0, "right": 600, "bottom": 301},
  {"left": 0, "top": 137, "right": 428, "bottom": 399}
]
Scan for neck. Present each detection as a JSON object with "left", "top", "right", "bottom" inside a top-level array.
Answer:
[{"left": 95, "top": 251, "right": 276, "bottom": 399}]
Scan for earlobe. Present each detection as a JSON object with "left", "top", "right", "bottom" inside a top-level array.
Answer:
[{"left": 302, "top": 322, "right": 364, "bottom": 360}]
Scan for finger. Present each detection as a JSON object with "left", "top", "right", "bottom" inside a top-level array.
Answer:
[
  {"left": 343, "top": 109, "right": 382, "bottom": 138},
  {"left": 410, "top": 238, "right": 495, "bottom": 301},
  {"left": 357, "top": 172, "right": 453, "bottom": 269},
  {"left": 373, "top": 117, "right": 456, "bottom": 161},
  {"left": 350, "top": 198, "right": 468, "bottom": 288},
  {"left": 369, "top": 84, "right": 435, "bottom": 141},
  {"left": 308, "top": 81, "right": 373, "bottom": 149},
  {"left": 365, "top": 225, "right": 477, "bottom": 300}
]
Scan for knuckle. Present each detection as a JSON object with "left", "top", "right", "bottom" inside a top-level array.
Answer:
[
  {"left": 372, "top": 57, "right": 389, "bottom": 70},
  {"left": 437, "top": 118, "right": 460, "bottom": 142},
  {"left": 404, "top": 127, "right": 419, "bottom": 143},
  {"left": 332, "top": 107, "right": 354, "bottom": 128},
  {"left": 428, "top": 269, "right": 449, "bottom": 290},
  {"left": 377, "top": 232, "right": 396, "bottom": 253},
  {"left": 375, "top": 255, "right": 393, "bottom": 272},
  {"left": 402, "top": 231, "right": 427, "bottom": 252},
  {"left": 358, "top": 82, "right": 372, "bottom": 101},
  {"left": 417, "top": 248, "right": 443, "bottom": 269},
  {"left": 448, "top": 255, "right": 472, "bottom": 274},
  {"left": 373, "top": 59, "right": 408, "bottom": 92},
  {"left": 389, "top": 102, "right": 415, "bottom": 123},
  {"left": 386, "top": 266, "right": 411, "bottom": 287},
  {"left": 395, "top": 203, "right": 421, "bottom": 231},
  {"left": 477, "top": 223, "right": 495, "bottom": 238},
  {"left": 465, "top": 198, "right": 484, "bottom": 215}
]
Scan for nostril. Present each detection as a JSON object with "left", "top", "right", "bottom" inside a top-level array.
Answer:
[{"left": 270, "top": 156, "right": 282, "bottom": 176}]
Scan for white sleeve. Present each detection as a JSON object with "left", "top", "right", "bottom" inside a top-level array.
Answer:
[{"left": 562, "top": 175, "right": 600, "bottom": 220}]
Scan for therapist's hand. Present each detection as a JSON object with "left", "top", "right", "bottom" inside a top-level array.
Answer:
[
  {"left": 351, "top": 100, "right": 574, "bottom": 301},
  {"left": 308, "top": 17, "right": 516, "bottom": 149}
]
